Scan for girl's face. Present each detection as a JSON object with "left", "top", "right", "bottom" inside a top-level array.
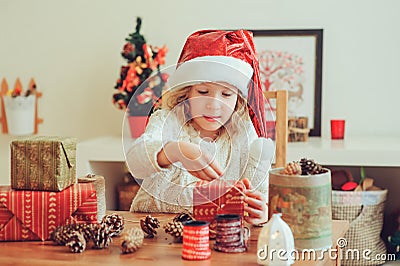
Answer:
[{"left": 188, "top": 82, "right": 238, "bottom": 137}]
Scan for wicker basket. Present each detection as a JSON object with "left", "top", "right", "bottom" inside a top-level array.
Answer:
[{"left": 332, "top": 190, "right": 388, "bottom": 265}]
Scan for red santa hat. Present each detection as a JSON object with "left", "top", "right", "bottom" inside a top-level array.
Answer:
[{"left": 168, "top": 29, "right": 267, "bottom": 138}]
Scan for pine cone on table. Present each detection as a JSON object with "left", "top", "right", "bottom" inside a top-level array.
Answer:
[
  {"left": 120, "top": 227, "right": 144, "bottom": 254},
  {"left": 172, "top": 211, "right": 194, "bottom": 223},
  {"left": 91, "top": 223, "right": 112, "bottom": 249},
  {"left": 50, "top": 223, "right": 97, "bottom": 246},
  {"left": 101, "top": 213, "right": 125, "bottom": 237},
  {"left": 66, "top": 231, "right": 86, "bottom": 253},
  {"left": 281, "top": 161, "right": 302, "bottom": 175},
  {"left": 140, "top": 215, "right": 160, "bottom": 238},
  {"left": 164, "top": 221, "right": 184, "bottom": 242}
]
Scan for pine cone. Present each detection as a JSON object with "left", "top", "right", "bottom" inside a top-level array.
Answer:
[
  {"left": 281, "top": 161, "right": 302, "bottom": 175},
  {"left": 120, "top": 227, "right": 144, "bottom": 254},
  {"left": 140, "top": 215, "right": 160, "bottom": 238},
  {"left": 163, "top": 221, "right": 184, "bottom": 238},
  {"left": 101, "top": 213, "right": 125, "bottom": 237},
  {"left": 173, "top": 212, "right": 194, "bottom": 223},
  {"left": 50, "top": 223, "right": 97, "bottom": 246},
  {"left": 91, "top": 223, "right": 112, "bottom": 249},
  {"left": 66, "top": 231, "right": 86, "bottom": 253},
  {"left": 300, "top": 158, "right": 325, "bottom": 175}
]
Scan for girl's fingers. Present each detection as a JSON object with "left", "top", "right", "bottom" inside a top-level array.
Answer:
[
  {"left": 202, "top": 165, "right": 219, "bottom": 180},
  {"left": 209, "top": 160, "right": 223, "bottom": 177},
  {"left": 189, "top": 170, "right": 212, "bottom": 181},
  {"left": 245, "top": 196, "right": 264, "bottom": 211},
  {"left": 244, "top": 205, "right": 263, "bottom": 218},
  {"left": 242, "top": 178, "right": 251, "bottom": 189},
  {"left": 245, "top": 189, "right": 265, "bottom": 201}
]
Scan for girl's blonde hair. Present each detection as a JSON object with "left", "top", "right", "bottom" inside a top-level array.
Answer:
[{"left": 165, "top": 83, "right": 249, "bottom": 137}]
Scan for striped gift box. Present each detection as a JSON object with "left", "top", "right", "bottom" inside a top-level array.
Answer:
[{"left": 0, "top": 183, "right": 97, "bottom": 241}]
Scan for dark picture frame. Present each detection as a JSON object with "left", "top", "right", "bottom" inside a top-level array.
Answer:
[{"left": 250, "top": 29, "right": 323, "bottom": 136}]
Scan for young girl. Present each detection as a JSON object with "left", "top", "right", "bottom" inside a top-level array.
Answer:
[{"left": 126, "top": 30, "right": 273, "bottom": 225}]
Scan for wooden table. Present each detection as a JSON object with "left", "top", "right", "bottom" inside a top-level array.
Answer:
[{"left": 0, "top": 212, "right": 349, "bottom": 266}]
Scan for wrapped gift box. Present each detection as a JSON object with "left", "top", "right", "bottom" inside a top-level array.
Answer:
[
  {"left": 0, "top": 183, "right": 97, "bottom": 241},
  {"left": 193, "top": 180, "right": 245, "bottom": 235},
  {"left": 10, "top": 136, "right": 76, "bottom": 191}
]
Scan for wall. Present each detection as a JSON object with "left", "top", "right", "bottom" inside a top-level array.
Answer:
[{"left": 1, "top": 0, "right": 399, "bottom": 180}]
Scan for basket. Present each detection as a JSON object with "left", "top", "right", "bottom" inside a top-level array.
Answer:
[{"left": 332, "top": 189, "right": 388, "bottom": 265}]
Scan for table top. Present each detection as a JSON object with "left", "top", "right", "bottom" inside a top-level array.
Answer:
[
  {"left": 0, "top": 212, "right": 349, "bottom": 266},
  {"left": 76, "top": 136, "right": 400, "bottom": 177}
]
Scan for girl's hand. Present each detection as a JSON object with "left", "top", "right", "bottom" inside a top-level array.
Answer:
[
  {"left": 242, "top": 178, "right": 268, "bottom": 225},
  {"left": 158, "top": 141, "right": 223, "bottom": 181}
]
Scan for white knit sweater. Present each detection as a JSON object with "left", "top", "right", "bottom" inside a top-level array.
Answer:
[{"left": 126, "top": 109, "right": 270, "bottom": 213}]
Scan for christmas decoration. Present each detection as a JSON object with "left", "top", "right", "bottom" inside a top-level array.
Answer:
[
  {"left": 120, "top": 227, "right": 144, "bottom": 254},
  {"left": 173, "top": 211, "right": 194, "bottom": 223},
  {"left": 269, "top": 167, "right": 332, "bottom": 250},
  {"left": 65, "top": 231, "right": 87, "bottom": 253},
  {"left": 164, "top": 221, "right": 184, "bottom": 242},
  {"left": 0, "top": 78, "right": 43, "bottom": 136},
  {"left": 214, "top": 214, "right": 249, "bottom": 253},
  {"left": 112, "top": 17, "right": 168, "bottom": 116},
  {"left": 91, "top": 223, "right": 112, "bottom": 249},
  {"left": 140, "top": 215, "right": 160, "bottom": 238},
  {"left": 341, "top": 181, "right": 358, "bottom": 191},
  {"left": 101, "top": 213, "right": 125, "bottom": 237},
  {"left": 0, "top": 183, "right": 97, "bottom": 241},
  {"left": 257, "top": 213, "right": 295, "bottom": 265},
  {"left": 288, "top": 116, "right": 310, "bottom": 142},
  {"left": 182, "top": 220, "right": 211, "bottom": 260},
  {"left": 280, "top": 161, "right": 302, "bottom": 175},
  {"left": 10, "top": 136, "right": 76, "bottom": 192},
  {"left": 50, "top": 223, "right": 97, "bottom": 245},
  {"left": 331, "top": 169, "right": 354, "bottom": 190},
  {"left": 299, "top": 158, "right": 326, "bottom": 175},
  {"left": 280, "top": 158, "right": 327, "bottom": 176},
  {"left": 193, "top": 180, "right": 245, "bottom": 239}
]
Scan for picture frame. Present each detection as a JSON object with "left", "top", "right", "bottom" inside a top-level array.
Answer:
[{"left": 250, "top": 29, "right": 323, "bottom": 136}]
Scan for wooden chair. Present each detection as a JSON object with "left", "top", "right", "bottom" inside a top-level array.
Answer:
[{"left": 264, "top": 90, "right": 288, "bottom": 168}]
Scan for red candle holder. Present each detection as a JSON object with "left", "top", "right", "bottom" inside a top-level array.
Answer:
[{"left": 330, "top": 119, "right": 345, "bottom": 140}]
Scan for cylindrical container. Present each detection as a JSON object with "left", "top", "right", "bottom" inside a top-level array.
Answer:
[
  {"left": 182, "top": 220, "right": 211, "bottom": 260},
  {"left": 330, "top": 119, "right": 345, "bottom": 139},
  {"left": 214, "top": 214, "right": 249, "bottom": 253},
  {"left": 269, "top": 168, "right": 332, "bottom": 250},
  {"left": 3, "top": 95, "right": 35, "bottom": 135}
]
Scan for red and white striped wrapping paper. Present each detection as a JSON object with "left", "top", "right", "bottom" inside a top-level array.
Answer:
[{"left": 0, "top": 183, "right": 97, "bottom": 241}]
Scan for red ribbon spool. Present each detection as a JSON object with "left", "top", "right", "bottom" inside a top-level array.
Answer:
[{"left": 182, "top": 220, "right": 211, "bottom": 260}]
